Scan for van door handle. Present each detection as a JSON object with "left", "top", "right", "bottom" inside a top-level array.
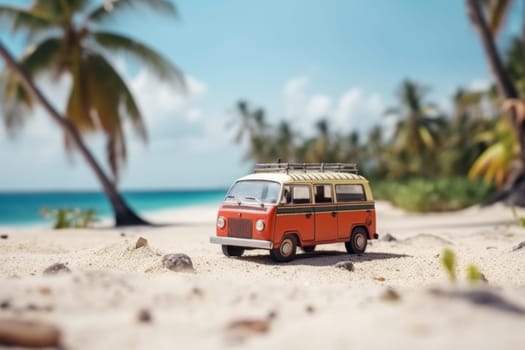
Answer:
[
  {"left": 331, "top": 212, "right": 337, "bottom": 217},
  {"left": 305, "top": 213, "right": 312, "bottom": 218}
]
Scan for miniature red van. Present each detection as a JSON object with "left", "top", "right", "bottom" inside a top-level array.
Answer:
[{"left": 210, "top": 163, "right": 377, "bottom": 262}]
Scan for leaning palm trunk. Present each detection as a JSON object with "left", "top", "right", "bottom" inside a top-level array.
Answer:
[
  {"left": 0, "top": 42, "right": 149, "bottom": 226},
  {"left": 466, "top": 0, "right": 525, "bottom": 206}
]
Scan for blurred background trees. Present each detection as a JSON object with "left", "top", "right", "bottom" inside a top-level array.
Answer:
[{"left": 228, "top": 0, "right": 525, "bottom": 212}]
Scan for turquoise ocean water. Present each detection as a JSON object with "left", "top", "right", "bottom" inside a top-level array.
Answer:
[{"left": 0, "top": 189, "right": 227, "bottom": 227}]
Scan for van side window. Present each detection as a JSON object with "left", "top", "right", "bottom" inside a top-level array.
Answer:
[
  {"left": 335, "top": 184, "right": 366, "bottom": 202},
  {"left": 314, "top": 185, "right": 333, "bottom": 203},
  {"left": 292, "top": 185, "right": 311, "bottom": 204},
  {"left": 281, "top": 185, "right": 292, "bottom": 204}
]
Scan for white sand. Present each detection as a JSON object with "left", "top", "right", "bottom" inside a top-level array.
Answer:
[{"left": 1, "top": 201, "right": 525, "bottom": 349}]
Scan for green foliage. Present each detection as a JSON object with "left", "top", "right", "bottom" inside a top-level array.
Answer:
[
  {"left": 40, "top": 207, "right": 98, "bottom": 229},
  {"left": 441, "top": 248, "right": 457, "bottom": 282},
  {"left": 511, "top": 207, "right": 525, "bottom": 227},
  {"left": 441, "top": 248, "right": 485, "bottom": 284},
  {"left": 372, "top": 177, "right": 494, "bottom": 212},
  {"left": 466, "top": 264, "right": 483, "bottom": 284}
]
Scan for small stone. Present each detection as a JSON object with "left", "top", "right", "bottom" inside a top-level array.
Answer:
[
  {"left": 305, "top": 305, "right": 315, "bottom": 314},
  {"left": 374, "top": 276, "right": 386, "bottom": 282},
  {"left": 0, "top": 234, "right": 8, "bottom": 239},
  {"left": 43, "top": 263, "right": 71, "bottom": 275},
  {"left": 267, "top": 310, "right": 278, "bottom": 320},
  {"left": 0, "top": 319, "right": 61, "bottom": 348},
  {"left": 227, "top": 318, "right": 270, "bottom": 334},
  {"left": 512, "top": 240, "right": 525, "bottom": 251},
  {"left": 480, "top": 273, "right": 489, "bottom": 283},
  {"left": 162, "top": 253, "right": 194, "bottom": 272},
  {"left": 334, "top": 261, "right": 354, "bottom": 271},
  {"left": 26, "top": 304, "right": 38, "bottom": 311},
  {"left": 137, "top": 309, "right": 152, "bottom": 323},
  {"left": 191, "top": 287, "right": 204, "bottom": 297},
  {"left": 38, "top": 286, "right": 52, "bottom": 295},
  {"left": 0, "top": 301, "right": 10, "bottom": 309},
  {"left": 380, "top": 233, "right": 397, "bottom": 242},
  {"left": 120, "top": 232, "right": 126, "bottom": 237},
  {"left": 135, "top": 237, "right": 148, "bottom": 249},
  {"left": 380, "top": 287, "right": 401, "bottom": 302}
]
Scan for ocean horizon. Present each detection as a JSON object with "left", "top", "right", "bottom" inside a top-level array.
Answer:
[{"left": 0, "top": 189, "right": 227, "bottom": 227}]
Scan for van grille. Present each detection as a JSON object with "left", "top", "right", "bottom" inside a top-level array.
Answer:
[{"left": 228, "top": 218, "right": 252, "bottom": 239}]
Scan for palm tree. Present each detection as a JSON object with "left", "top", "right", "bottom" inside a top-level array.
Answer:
[
  {"left": 466, "top": 0, "right": 524, "bottom": 164},
  {"left": 302, "top": 118, "right": 340, "bottom": 163},
  {"left": 231, "top": 100, "right": 273, "bottom": 162},
  {"left": 385, "top": 80, "right": 440, "bottom": 176},
  {"left": 0, "top": 0, "right": 184, "bottom": 226},
  {"left": 271, "top": 120, "right": 297, "bottom": 162},
  {"left": 469, "top": 116, "right": 518, "bottom": 187}
]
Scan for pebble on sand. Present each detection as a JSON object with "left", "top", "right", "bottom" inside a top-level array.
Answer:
[
  {"left": 380, "top": 287, "right": 401, "bottom": 302},
  {"left": 334, "top": 261, "right": 354, "bottom": 271},
  {"left": 0, "top": 319, "right": 61, "bottom": 348},
  {"left": 162, "top": 253, "right": 195, "bottom": 272},
  {"left": 137, "top": 309, "right": 152, "bottom": 323},
  {"left": 135, "top": 237, "right": 148, "bottom": 249},
  {"left": 43, "top": 263, "right": 71, "bottom": 275},
  {"left": 512, "top": 240, "right": 525, "bottom": 252},
  {"left": 380, "top": 233, "right": 397, "bottom": 242}
]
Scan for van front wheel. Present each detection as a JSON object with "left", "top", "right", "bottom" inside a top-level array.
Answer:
[
  {"left": 222, "top": 245, "right": 245, "bottom": 257},
  {"left": 270, "top": 235, "right": 297, "bottom": 262},
  {"left": 345, "top": 228, "right": 368, "bottom": 254}
]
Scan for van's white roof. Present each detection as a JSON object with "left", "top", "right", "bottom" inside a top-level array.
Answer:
[{"left": 237, "top": 171, "right": 367, "bottom": 184}]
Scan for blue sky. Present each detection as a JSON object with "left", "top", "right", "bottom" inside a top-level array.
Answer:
[{"left": 0, "top": 0, "right": 521, "bottom": 190}]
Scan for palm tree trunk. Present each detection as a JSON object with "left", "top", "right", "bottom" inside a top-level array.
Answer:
[
  {"left": 0, "top": 42, "right": 150, "bottom": 226},
  {"left": 466, "top": 0, "right": 525, "bottom": 164}
]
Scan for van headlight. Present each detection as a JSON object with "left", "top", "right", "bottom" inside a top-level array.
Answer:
[
  {"left": 255, "top": 219, "right": 265, "bottom": 232},
  {"left": 217, "top": 216, "right": 226, "bottom": 229}
]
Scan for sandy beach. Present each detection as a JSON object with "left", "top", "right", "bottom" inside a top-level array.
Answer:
[{"left": 1, "top": 201, "right": 525, "bottom": 349}]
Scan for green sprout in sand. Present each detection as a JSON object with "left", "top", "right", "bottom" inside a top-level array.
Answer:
[{"left": 441, "top": 248, "right": 457, "bottom": 282}]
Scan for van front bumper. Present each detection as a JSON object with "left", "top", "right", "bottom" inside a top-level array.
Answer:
[{"left": 210, "top": 236, "right": 273, "bottom": 250}]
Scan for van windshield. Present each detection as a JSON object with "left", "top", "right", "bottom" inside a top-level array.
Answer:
[{"left": 226, "top": 180, "right": 281, "bottom": 205}]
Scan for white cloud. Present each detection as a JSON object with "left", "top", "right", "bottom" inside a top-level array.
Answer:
[
  {"left": 334, "top": 88, "right": 384, "bottom": 129},
  {"left": 468, "top": 78, "right": 491, "bottom": 92},
  {"left": 281, "top": 76, "right": 385, "bottom": 135},
  {"left": 283, "top": 76, "right": 310, "bottom": 120},
  {"left": 306, "top": 95, "right": 332, "bottom": 120},
  {"left": 283, "top": 75, "right": 309, "bottom": 98}
]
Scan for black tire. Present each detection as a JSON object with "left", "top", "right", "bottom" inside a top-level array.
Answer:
[
  {"left": 270, "top": 235, "right": 297, "bottom": 262},
  {"left": 345, "top": 227, "right": 368, "bottom": 254},
  {"left": 222, "top": 245, "right": 245, "bottom": 257},
  {"left": 302, "top": 245, "right": 316, "bottom": 253}
]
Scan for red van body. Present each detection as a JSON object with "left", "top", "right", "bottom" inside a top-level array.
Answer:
[{"left": 210, "top": 163, "right": 377, "bottom": 262}]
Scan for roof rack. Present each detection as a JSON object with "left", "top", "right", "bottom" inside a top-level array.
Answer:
[{"left": 254, "top": 162, "right": 358, "bottom": 174}]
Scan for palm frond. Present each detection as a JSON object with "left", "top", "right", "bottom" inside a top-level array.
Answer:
[
  {"left": 88, "top": 52, "right": 147, "bottom": 142},
  {"left": 19, "top": 38, "right": 61, "bottom": 77},
  {"left": 92, "top": 31, "right": 185, "bottom": 90},
  {"left": 0, "top": 5, "right": 56, "bottom": 39},
  {"left": 86, "top": 0, "right": 177, "bottom": 23},
  {"left": 487, "top": 0, "right": 513, "bottom": 37},
  {"left": 32, "top": 0, "right": 91, "bottom": 17},
  {"left": 0, "top": 70, "right": 33, "bottom": 133}
]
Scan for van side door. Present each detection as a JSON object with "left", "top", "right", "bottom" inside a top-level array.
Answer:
[
  {"left": 275, "top": 185, "right": 315, "bottom": 242},
  {"left": 313, "top": 184, "right": 338, "bottom": 242}
]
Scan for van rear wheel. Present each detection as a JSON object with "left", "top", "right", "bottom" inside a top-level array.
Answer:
[
  {"left": 222, "top": 245, "right": 245, "bottom": 257},
  {"left": 270, "top": 235, "right": 297, "bottom": 262},
  {"left": 345, "top": 227, "right": 368, "bottom": 254}
]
